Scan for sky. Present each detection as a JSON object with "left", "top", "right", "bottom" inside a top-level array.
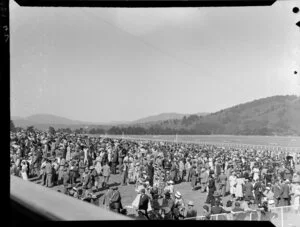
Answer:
[{"left": 10, "top": 0, "right": 300, "bottom": 123}]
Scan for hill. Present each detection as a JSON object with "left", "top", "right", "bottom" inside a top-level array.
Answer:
[
  {"left": 11, "top": 95, "right": 300, "bottom": 136},
  {"left": 132, "top": 112, "right": 208, "bottom": 124},
  {"left": 105, "top": 95, "right": 300, "bottom": 136}
]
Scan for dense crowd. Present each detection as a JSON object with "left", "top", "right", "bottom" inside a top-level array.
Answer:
[{"left": 10, "top": 129, "right": 300, "bottom": 220}]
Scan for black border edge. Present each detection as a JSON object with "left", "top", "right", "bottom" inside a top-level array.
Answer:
[{"left": 14, "top": 0, "right": 277, "bottom": 8}]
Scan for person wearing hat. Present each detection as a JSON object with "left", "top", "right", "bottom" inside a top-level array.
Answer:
[
  {"left": 185, "top": 201, "right": 197, "bottom": 219},
  {"left": 263, "top": 186, "right": 274, "bottom": 203},
  {"left": 146, "top": 160, "right": 155, "bottom": 187},
  {"left": 211, "top": 200, "right": 230, "bottom": 215},
  {"left": 148, "top": 199, "right": 163, "bottom": 220},
  {"left": 81, "top": 166, "right": 92, "bottom": 194},
  {"left": 217, "top": 169, "right": 227, "bottom": 197},
  {"left": 138, "top": 188, "right": 150, "bottom": 219},
  {"left": 200, "top": 167, "right": 209, "bottom": 193},
  {"left": 244, "top": 178, "right": 254, "bottom": 202},
  {"left": 173, "top": 191, "right": 185, "bottom": 220},
  {"left": 101, "top": 161, "right": 111, "bottom": 189},
  {"left": 102, "top": 186, "right": 113, "bottom": 209},
  {"left": 280, "top": 179, "right": 291, "bottom": 206},
  {"left": 164, "top": 180, "right": 174, "bottom": 194},
  {"left": 190, "top": 165, "right": 198, "bottom": 191},
  {"left": 44, "top": 158, "right": 53, "bottom": 187},
  {"left": 78, "top": 156, "right": 86, "bottom": 182},
  {"left": 109, "top": 186, "right": 122, "bottom": 213},
  {"left": 253, "top": 178, "right": 264, "bottom": 206},
  {"left": 205, "top": 172, "right": 216, "bottom": 205},
  {"left": 68, "top": 160, "right": 78, "bottom": 185},
  {"left": 161, "top": 190, "right": 175, "bottom": 220}
]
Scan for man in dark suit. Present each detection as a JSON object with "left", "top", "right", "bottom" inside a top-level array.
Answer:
[
  {"left": 147, "top": 161, "right": 155, "bottom": 187},
  {"left": 138, "top": 188, "right": 150, "bottom": 219},
  {"left": 243, "top": 178, "right": 254, "bottom": 201},
  {"left": 205, "top": 172, "right": 216, "bottom": 204},
  {"left": 210, "top": 200, "right": 230, "bottom": 215},
  {"left": 253, "top": 178, "right": 263, "bottom": 205},
  {"left": 272, "top": 180, "right": 282, "bottom": 207},
  {"left": 109, "top": 186, "right": 122, "bottom": 213},
  {"left": 217, "top": 170, "right": 227, "bottom": 197},
  {"left": 280, "top": 179, "right": 290, "bottom": 206},
  {"left": 190, "top": 165, "right": 198, "bottom": 191}
]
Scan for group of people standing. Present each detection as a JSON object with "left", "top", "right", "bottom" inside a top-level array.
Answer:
[{"left": 10, "top": 128, "right": 300, "bottom": 220}]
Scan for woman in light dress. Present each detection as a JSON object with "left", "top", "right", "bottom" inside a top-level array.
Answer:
[
  {"left": 252, "top": 165, "right": 260, "bottom": 181},
  {"left": 128, "top": 161, "right": 135, "bottom": 183},
  {"left": 292, "top": 181, "right": 300, "bottom": 213},
  {"left": 235, "top": 173, "right": 245, "bottom": 200},
  {"left": 229, "top": 172, "right": 237, "bottom": 199},
  {"left": 20, "top": 160, "right": 28, "bottom": 180}
]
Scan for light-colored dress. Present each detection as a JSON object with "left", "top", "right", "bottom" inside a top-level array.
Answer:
[
  {"left": 21, "top": 164, "right": 28, "bottom": 180},
  {"left": 293, "top": 184, "right": 300, "bottom": 210},
  {"left": 253, "top": 168, "right": 260, "bottom": 181},
  {"left": 235, "top": 178, "right": 245, "bottom": 198},
  {"left": 95, "top": 156, "right": 102, "bottom": 175},
  {"left": 229, "top": 175, "right": 237, "bottom": 195}
]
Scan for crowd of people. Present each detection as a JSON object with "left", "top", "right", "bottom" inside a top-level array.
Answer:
[{"left": 10, "top": 128, "right": 300, "bottom": 220}]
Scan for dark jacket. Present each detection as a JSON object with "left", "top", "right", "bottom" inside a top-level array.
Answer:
[
  {"left": 109, "top": 190, "right": 122, "bottom": 210},
  {"left": 210, "top": 206, "right": 230, "bottom": 215},
  {"left": 272, "top": 184, "right": 281, "bottom": 199},
  {"left": 138, "top": 194, "right": 149, "bottom": 211},
  {"left": 280, "top": 183, "right": 290, "bottom": 199},
  {"left": 186, "top": 209, "right": 197, "bottom": 218}
]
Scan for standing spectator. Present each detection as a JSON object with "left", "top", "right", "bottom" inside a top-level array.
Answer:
[
  {"left": 229, "top": 172, "right": 237, "bottom": 199},
  {"left": 217, "top": 169, "right": 227, "bottom": 197},
  {"left": 243, "top": 178, "right": 254, "bottom": 201},
  {"left": 20, "top": 160, "right": 28, "bottom": 181},
  {"left": 200, "top": 168, "right": 209, "bottom": 193},
  {"left": 190, "top": 165, "right": 197, "bottom": 191},
  {"left": 253, "top": 178, "right": 263, "bottom": 206},
  {"left": 102, "top": 187, "right": 113, "bottom": 209},
  {"left": 272, "top": 179, "right": 282, "bottom": 207},
  {"left": 109, "top": 186, "right": 122, "bottom": 213},
  {"left": 138, "top": 188, "right": 150, "bottom": 219},
  {"left": 45, "top": 158, "right": 53, "bottom": 187},
  {"left": 206, "top": 172, "right": 216, "bottom": 204},
  {"left": 102, "top": 162, "right": 111, "bottom": 188},
  {"left": 280, "top": 179, "right": 291, "bottom": 206},
  {"left": 235, "top": 173, "right": 245, "bottom": 201},
  {"left": 185, "top": 201, "right": 197, "bottom": 219}
]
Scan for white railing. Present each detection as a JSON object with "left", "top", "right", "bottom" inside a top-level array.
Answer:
[{"left": 184, "top": 206, "right": 300, "bottom": 227}]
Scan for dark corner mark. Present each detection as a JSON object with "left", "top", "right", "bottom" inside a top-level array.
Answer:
[
  {"left": 14, "top": 0, "right": 277, "bottom": 8},
  {"left": 292, "top": 7, "right": 299, "bottom": 14}
]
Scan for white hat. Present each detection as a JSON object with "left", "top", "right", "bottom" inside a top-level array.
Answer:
[
  {"left": 168, "top": 180, "right": 174, "bottom": 185},
  {"left": 175, "top": 191, "right": 181, "bottom": 198}
]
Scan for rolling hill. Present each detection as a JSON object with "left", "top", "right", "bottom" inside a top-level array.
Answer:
[
  {"left": 11, "top": 95, "right": 300, "bottom": 135},
  {"left": 142, "top": 95, "right": 300, "bottom": 136},
  {"left": 132, "top": 112, "right": 208, "bottom": 124}
]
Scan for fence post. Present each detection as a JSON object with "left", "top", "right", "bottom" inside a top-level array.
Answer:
[{"left": 281, "top": 207, "right": 284, "bottom": 227}]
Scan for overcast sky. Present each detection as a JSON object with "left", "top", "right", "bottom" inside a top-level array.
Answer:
[{"left": 10, "top": 1, "right": 300, "bottom": 123}]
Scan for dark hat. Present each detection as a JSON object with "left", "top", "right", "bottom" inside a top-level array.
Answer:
[
  {"left": 164, "top": 191, "right": 171, "bottom": 197},
  {"left": 66, "top": 184, "right": 72, "bottom": 189},
  {"left": 112, "top": 186, "right": 118, "bottom": 190}
]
